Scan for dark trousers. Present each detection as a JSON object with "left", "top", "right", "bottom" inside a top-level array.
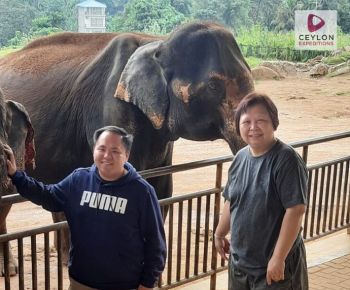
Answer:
[
  {"left": 229, "top": 241, "right": 309, "bottom": 290},
  {"left": 68, "top": 277, "right": 137, "bottom": 290},
  {"left": 68, "top": 277, "right": 98, "bottom": 290}
]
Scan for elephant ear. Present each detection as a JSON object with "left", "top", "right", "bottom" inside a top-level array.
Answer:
[
  {"left": 115, "top": 41, "right": 168, "bottom": 129},
  {"left": 5, "top": 100, "right": 36, "bottom": 170}
]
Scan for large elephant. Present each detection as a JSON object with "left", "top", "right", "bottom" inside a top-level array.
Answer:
[
  {"left": 0, "top": 88, "right": 35, "bottom": 276},
  {"left": 0, "top": 22, "right": 254, "bottom": 263}
]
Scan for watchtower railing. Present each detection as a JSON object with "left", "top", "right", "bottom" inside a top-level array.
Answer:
[{"left": 1, "top": 131, "right": 350, "bottom": 290}]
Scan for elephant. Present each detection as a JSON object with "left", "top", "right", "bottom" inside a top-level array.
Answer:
[
  {"left": 0, "top": 22, "right": 254, "bottom": 265},
  {"left": 0, "top": 88, "right": 35, "bottom": 276}
]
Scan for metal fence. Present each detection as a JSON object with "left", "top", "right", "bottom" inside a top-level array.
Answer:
[{"left": 1, "top": 131, "right": 350, "bottom": 290}]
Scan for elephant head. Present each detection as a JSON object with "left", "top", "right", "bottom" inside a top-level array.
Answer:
[
  {"left": 115, "top": 22, "right": 254, "bottom": 153},
  {"left": 0, "top": 89, "right": 35, "bottom": 196}
]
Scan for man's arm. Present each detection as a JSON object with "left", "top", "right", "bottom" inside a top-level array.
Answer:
[
  {"left": 266, "top": 204, "right": 306, "bottom": 285},
  {"left": 5, "top": 144, "right": 66, "bottom": 212},
  {"left": 214, "top": 200, "right": 231, "bottom": 260}
]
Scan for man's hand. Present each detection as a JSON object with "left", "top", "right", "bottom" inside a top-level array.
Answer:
[
  {"left": 214, "top": 234, "right": 230, "bottom": 260},
  {"left": 266, "top": 255, "right": 285, "bottom": 285},
  {"left": 214, "top": 201, "right": 231, "bottom": 260},
  {"left": 266, "top": 204, "right": 306, "bottom": 285},
  {"left": 3, "top": 144, "right": 17, "bottom": 176}
]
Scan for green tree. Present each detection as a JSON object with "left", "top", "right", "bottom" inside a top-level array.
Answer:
[
  {"left": 337, "top": 0, "right": 350, "bottom": 33},
  {"left": 220, "top": 0, "right": 251, "bottom": 29},
  {"left": 171, "top": 0, "right": 192, "bottom": 16},
  {"left": 0, "top": 0, "right": 36, "bottom": 46},
  {"left": 29, "top": 14, "right": 64, "bottom": 38},
  {"left": 96, "top": 0, "right": 119, "bottom": 15},
  {"left": 35, "top": 0, "right": 77, "bottom": 31},
  {"left": 23, "top": 0, "right": 45, "bottom": 9},
  {"left": 192, "top": 0, "right": 227, "bottom": 26},
  {"left": 270, "top": 0, "right": 299, "bottom": 31},
  {"left": 249, "top": 0, "right": 282, "bottom": 30},
  {"left": 192, "top": 0, "right": 251, "bottom": 30},
  {"left": 315, "top": 0, "right": 337, "bottom": 10},
  {"left": 108, "top": 0, "right": 186, "bottom": 34}
]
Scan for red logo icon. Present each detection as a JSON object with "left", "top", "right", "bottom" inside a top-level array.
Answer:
[{"left": 307, "top": 14, "right": 325, "bottom": 32}]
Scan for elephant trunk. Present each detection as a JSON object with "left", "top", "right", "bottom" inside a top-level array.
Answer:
[
  {"left": 217, "top": 69, "right": 254, "bottom": 154},
  {"left": 219, "top": 93, "right": 247, "bottom": 155},
  {"left": 222, "top": 127, "right": 246, "bottom": 155}
]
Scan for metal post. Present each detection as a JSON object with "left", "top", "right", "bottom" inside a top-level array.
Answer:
[
  {"left": 3, "top": 242, "right": 10, "bottom": 290},
  {"left": 302, "top": 145, "right": 309, "bottom": 164},
  {"left": 210, "top": 163, "right": 223, "bottom": 290}
]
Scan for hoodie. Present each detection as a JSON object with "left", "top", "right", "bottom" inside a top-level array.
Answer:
[{"left": 11, "top": 162, "right": 166, "bottom": 290}]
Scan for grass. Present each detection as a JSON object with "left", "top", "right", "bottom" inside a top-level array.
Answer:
[
  {"left": 323, "top": 51, "right": 350, "bottom": 65},
  {"left": 236, "top": 25, "right": 350, "bottom": 62},
  {"left": 245, "top": 56, "right": 263, "bottom": 68},
  {"left": 0, "top": 47, "right": 19, "bottom": 57}
]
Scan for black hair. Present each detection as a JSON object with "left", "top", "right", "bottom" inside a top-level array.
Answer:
[
  {"left": 93, "top": 126, "right": 134, "bottom": 153},
  {"left": 235, "top": 92, "right": 279, "bottom": 137}
]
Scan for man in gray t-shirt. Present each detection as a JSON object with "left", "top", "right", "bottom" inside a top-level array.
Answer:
[
  {"left": 224, "top": 140, "right": 307, "bottom": 278},
  {"left": 215, "top": 92, "right": 309, "bottom": 290}
]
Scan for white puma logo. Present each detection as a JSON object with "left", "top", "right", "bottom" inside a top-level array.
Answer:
[{"left": 80, "top": 191, "right": 128, "bottom": 214}]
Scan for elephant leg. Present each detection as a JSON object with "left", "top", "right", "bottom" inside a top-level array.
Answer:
[
  {"left": 52, "top": 212, "right": 70, "bottom": 265},
  {"left": 0, "top": 204, "right": 18, "bottom": 276}
]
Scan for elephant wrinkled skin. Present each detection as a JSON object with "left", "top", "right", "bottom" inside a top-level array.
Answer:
[
  {"left": 0, "top": 22, "right": 254, "bottom": 265},
  {"left": 0, "top": 88, "right": 35, "bottom": 276}
]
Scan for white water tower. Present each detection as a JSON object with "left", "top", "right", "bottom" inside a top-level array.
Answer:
[{"left": 77, "top": 0, "right": 106, "bottom": 33}]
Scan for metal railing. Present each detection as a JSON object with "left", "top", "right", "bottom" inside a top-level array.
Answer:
[
  {"left": 1, "top": 131, "right": 350, "bottom": 290},
  {"left": 303, "top": 156, "right": 350, "bottom": 240}
]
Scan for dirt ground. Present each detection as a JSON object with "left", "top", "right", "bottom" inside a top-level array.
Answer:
[{"left": 2, "top": 73, "right": 350, "bottom": 289}]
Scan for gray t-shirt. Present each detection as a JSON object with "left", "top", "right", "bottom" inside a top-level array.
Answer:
[{"left": 223, "top": 139, "right": 308, "bottom": 277}]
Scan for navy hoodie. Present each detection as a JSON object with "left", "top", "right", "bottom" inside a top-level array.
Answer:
[{"left": 11, "top": 162, "right": 166, "bottom": 290}]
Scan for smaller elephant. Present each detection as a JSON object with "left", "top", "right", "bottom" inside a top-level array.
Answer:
[{"left": 0, "top": 88, "right": 35, "bottom": 276}]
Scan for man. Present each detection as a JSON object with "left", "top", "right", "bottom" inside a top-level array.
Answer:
[
  {"left": 214, "top": 92, "right": 308, "bottom": 290},
  {"left": 5, "top": 126, "right": 166, "bottom": 290}
]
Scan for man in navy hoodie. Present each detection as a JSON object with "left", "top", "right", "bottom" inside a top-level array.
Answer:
[{"left": 5, "top": 126, "right": 166, "bottom": 290}]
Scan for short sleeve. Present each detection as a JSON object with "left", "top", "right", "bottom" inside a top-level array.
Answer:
[{"left": 274, "top": 152, "right": 308, "bottom": 208}]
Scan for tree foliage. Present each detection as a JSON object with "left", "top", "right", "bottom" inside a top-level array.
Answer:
[
  {"left": 108, "top": 0, "right": 186, "bottom": 34},
  {"left": 0, "top": 0, "right": 349, "bottom": 47},
  {"left": 171, "top": 0, "right": 191, "bottom": 16},
  {"left": 0, "top": 0, "right": 36, "bottom": 46},
  {"left": 337, "top": 0, "right": 350, "bottom": 33}
]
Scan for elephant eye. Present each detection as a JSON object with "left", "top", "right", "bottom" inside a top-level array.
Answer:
[
  {"left": 154, "top": 50, "right": 161, "bottom": 59},
  {"left": 208, "top": 79, "right": 220, "bottom": 91}
]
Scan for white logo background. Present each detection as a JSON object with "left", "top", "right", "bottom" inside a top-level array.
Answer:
[{"left": 295, "top": 10, "right": 337, "bottom": 51}]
